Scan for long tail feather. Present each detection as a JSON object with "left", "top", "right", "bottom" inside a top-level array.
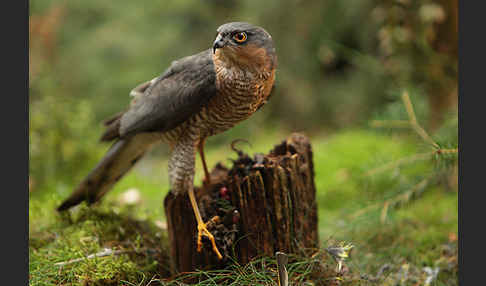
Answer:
[{"left": 57, "top": 134, "right": 156, "bottom": 211}]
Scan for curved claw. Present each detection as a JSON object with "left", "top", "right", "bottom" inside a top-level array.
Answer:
[{"left": 196, "top": 216, "right": 222, "bottom": 260}]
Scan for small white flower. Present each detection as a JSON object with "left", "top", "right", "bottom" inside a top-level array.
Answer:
[
  {"left": 423, "top": 266, "right": 440, "bottom": 286},
  {"left": 326, "top": 242, "right": 354, "bottom": 272}
]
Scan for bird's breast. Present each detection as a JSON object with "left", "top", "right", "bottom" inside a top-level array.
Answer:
[
  {"left": 195, "top": 67, "right": 274, "bottom": 136},
  {"left": 161, "top": 65, "right": 275, "bottom": 145}
]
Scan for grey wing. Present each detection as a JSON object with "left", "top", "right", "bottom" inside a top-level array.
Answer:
[{"left": 119, "top": 49, "right": 216, "bottom": 138}]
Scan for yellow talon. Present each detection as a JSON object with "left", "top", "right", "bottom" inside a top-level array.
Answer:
[
  {"left": 188, "top": 183, "right": 222, "bottom": 260},
  {"left": 196, "top": 217, "right": 223, "bottom": 260}
]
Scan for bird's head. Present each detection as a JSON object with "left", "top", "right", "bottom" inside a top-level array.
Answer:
[{"left": 212, "top": 22, "right": 277, "bottom": 71}]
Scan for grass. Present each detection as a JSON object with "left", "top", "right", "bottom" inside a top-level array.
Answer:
[{"left": 29, "top": 128, "right": 458, "bottom": 285}]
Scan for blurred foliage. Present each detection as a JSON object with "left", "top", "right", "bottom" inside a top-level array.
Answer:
[
  {"left": 29, "top": 2, "right": 458, "bottom": 284},
  {"left": 371, "top": 0, "right": 458, "bottom": 130},
  {"left": 29, "top": 95, "right": 105, "bottom": 188},
  {"left": 29, "top": 0, "right": 457, "bottom": 190}
]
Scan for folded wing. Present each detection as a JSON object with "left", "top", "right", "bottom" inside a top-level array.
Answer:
[{"left": 103, "top": 49, "right": 217, "bottom": 141}]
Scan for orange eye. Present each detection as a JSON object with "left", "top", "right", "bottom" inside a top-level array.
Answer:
[{"left": 233, "top": 32, "right": 247, "bottom": 43}]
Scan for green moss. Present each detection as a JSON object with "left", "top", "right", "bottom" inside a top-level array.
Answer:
[
  {"left": 29, "top": 203, "right": 169, "bottom": 286},
  {"left": 29, "top": 130, "right": 457, "bottom": 285}
]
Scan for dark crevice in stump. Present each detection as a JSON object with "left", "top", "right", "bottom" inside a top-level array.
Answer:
[{"left": 164, "top": 133, "right": 319, "bottom": 274}]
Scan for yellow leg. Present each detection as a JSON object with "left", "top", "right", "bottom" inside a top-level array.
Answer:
[
  {"left": 198, "top": 138, "right": 211, "bottom": 187},
  {"left": 187, "top": 184, "right": 223, "bottom": 260}
]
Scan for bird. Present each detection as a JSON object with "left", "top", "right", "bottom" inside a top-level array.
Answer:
[{"left": 57, "top": 22, "right": 277, "bottom": 260}]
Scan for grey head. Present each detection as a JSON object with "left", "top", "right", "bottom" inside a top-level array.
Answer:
[{"left": 212, "top": 22, "right": 277, "bottom": 69}]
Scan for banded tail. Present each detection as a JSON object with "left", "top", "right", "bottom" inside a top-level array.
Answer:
[{"left": 57, "top": 134, "right": 156, "bottom": 211}]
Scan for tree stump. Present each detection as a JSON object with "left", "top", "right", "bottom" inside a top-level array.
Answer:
[{"left": 164, "top": 133, "right": 319, "bottom": 274}]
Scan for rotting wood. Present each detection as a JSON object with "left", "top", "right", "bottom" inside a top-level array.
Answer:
[{"left": 164, "top": 133, "right": 319, "bottom": 273}]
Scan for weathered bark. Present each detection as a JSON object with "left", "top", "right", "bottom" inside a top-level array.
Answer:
[{"left": 164, "top": 133, "right": 318, "bottom": 274}]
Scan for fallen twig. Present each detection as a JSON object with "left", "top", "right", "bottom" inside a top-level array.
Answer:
[{"left": 54, "top": 248, "right": 133, "bottom": 267}]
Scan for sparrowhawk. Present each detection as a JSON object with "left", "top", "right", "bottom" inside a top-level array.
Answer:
[{"left": 58, "top": 22, "right": 277, "bottom": 260}]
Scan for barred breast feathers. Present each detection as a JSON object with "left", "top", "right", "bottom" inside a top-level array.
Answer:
[
  {"left": 160, "top": 44, "right": 276, "bottom": 145},
  {"left": 212, "top": 44, "right": 275, "bottom": 106}
]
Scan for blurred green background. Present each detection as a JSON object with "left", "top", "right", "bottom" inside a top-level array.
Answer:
[
  {"left": 29, "top": 0, "right": 457, "bottom": 191},
  {"left": 29, "top": 0, "right": 458, "bottom": 285}
]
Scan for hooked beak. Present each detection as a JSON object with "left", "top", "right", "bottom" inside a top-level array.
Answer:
[{"left": 213, "top": 33, "right": 225, "bottom": 54}]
